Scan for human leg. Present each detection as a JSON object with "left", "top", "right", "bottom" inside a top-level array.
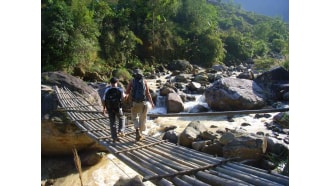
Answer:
[
  {"left": 117, "top": 111, "right": 125, "bottom": 137},
  {"left": 132, "top": 102, "right": 145, "bottom": 141},
  {"left": 131, "top": 102, "right": 140, "bottom": 130},
  {"left": 109, "top": 111, "right": 118, "bottom": 141},
  {"left": 138, "top": 102, "right": 148, "bottom": 131}
]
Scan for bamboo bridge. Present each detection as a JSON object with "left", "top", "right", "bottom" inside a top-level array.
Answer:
[{"left": 54, "top": 86, "right": 289, "bottom": 186}]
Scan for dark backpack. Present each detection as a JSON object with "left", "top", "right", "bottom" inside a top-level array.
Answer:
[
  {"left": 105, "top": 87, "right": 122, "bottom": 111},
  {"left": 131, "top": 76, "right": 146, "bottom": 102}
]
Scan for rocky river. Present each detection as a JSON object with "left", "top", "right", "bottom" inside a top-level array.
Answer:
[{"left": 41, "top": 64, "right": 289, "bottom": 185}]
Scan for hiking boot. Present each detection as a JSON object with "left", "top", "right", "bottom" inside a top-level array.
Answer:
[
  {"left": 135, "top": 129, "right": 140, "bottom": 141},
  {"left": 135, "top": 129, "right": 145, "bottom": 141},
  {"left": 113, "top": 138, "right": 120, "bottom": 143},
  {"left": 118, "top": 132, "right": 125, "bottom": 137},
  {"left": 138, "top": 135, "right": 145, "bottom": 141}
]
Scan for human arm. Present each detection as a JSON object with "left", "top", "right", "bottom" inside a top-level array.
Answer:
[
  {"left": 145, "top": 80, "right": 155, "bottom": 108},
  {"left": 102, "top": 88, "right": 108, "bottom": 115},
  {"left": 124, "top": 80, "right": 132, "bottom": 100},
  {"left": 102, "top": 101, "right": 107, "bottom": 115}
]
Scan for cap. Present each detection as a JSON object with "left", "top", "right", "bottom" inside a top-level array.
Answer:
[
  {"left": 110, "top": 77, "right": 119, "bottom": 84},
  {"left": 133, "top": 69, "right": 143, "bottom": 76}
]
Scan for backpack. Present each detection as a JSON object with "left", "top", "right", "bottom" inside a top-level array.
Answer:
[
  {"left": 131, "top": 76, "right": 146, "bottom": 102},
  {"left": 105, "top": 87, "right": 122, "bottom": 111}
]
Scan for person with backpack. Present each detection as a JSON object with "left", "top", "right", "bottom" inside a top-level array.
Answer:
[
  {"left": 102, "top": 77, "right": 126, "bottom": 143},
  {"left": 125, "top": 69, "right": 155, "bottom": 141}
]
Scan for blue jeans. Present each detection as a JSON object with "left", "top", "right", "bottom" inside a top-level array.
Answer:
[{"left": 108, "top": 110, "right": 125, "bottom": 140}]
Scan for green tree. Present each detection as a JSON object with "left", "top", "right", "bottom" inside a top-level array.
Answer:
[
  {"left": 42, "top": 0, "right": 74, "bottom": 71},
  {"left": 69, "top": 0, "right": 101, "bottom": 71},
  {"left": 99, "top": 9, "right": 142, "bottom": 68}
]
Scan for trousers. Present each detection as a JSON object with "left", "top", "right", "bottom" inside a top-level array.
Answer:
[
  {"left": 131, "top": 101, "right": 148, "bottom": 131},
  {"left": 108, "top": 110, "right": 125, "bottom": 140}
]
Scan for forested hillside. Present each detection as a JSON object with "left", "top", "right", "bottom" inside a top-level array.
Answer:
[
  {"left": 41, "top": 0, "right": 288, "bottom": 78},
  {"left": 221, "top": 0, "right": 289, "bottom": 22}
]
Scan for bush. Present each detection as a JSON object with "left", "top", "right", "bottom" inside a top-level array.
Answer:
[
  {"left": 282, "top": 60, "right": 289, "bottom": 71},
  {"left": 111, "top": 68, "right": 132, "bottom": 82}
]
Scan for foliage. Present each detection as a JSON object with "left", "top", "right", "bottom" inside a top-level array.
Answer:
[
  {"left": 42, "top": 0, "right": 289, "bottom": 75},
  {"left": 282, "top": 59, "right": 289, "bottom": 71},
  {"left": 41, "top": 0, "right": 74, "bottom": 72},
  {"left": 264, "top": 152, "right": 288, "bottom": 173},
  {"left": 253, "top": 58, "right": 276, "bottom": 71},
  {"left": 111, "top": 68, "right": 132, "bottom": 82}
]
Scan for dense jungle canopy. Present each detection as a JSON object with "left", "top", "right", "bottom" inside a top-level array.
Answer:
[{"left": 41, "top": 0, "right": 288, "bottom": 76}]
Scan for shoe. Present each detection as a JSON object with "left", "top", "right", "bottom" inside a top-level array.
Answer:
[
  {"left": 135, "top": 129, "right": 145, "bottom": 141},
  {"left": 138, "top": 135, "right": 145, "bottom": 141},
  {"left": 118, "top": 132, "right": 125, "bottom": 137},
  {"left": 113, "top": 138, "right": 120, "bottom": 143},
  {"left": 135, "top": 129, "right": 140, "bottom": 141}
]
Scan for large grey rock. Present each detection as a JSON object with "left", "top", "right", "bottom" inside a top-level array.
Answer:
[
  {"left": 179, "top": 121, "right": 208, "bottom": 147},
  {"left": 205, "top": 77, "right": 265, "bottom": 111},
  {"left": 167, "top": 59, "right": 193, "bottom": 73},
  {"left": 254, "top": 66, "right": 289, "bottom": 101},
  {"left": 222, "top": 135, "right": 267, "bottom": 160},
  {"left": 41, "top": 71, "right": 106, "bottom": 155},
  {"left": 166, "top": 92, "right": 184, "bottom": 113}
]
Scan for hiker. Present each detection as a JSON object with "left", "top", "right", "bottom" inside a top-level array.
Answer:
[
  {"left": 102, "top": 77, "right": 126, "bottom": 143},
  {"left": 125, "top": 69, "right": 155, "bottom": 141}
]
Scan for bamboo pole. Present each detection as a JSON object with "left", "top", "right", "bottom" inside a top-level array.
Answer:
[
  {"left": 157, "top": 178, "right": 175, "bottom": 186},
  {"left": 115, "top": 151, "right": 158, "bottom": 177},
  {"left": 145, "top": 145, "right": 203, "bottom": 168},
  {"left": 233, "top": 162, "right": 289, "bottom": 180},
  {"left": 181, "top": 175, "right": 211, "bottom": 186},
  {"left": 226, "top": 162, "right": 289, "bottom": 185},
  {"left": 195, "top": 171, "right": 248, "bottom": 186},
  {"left": 146, "top": 138, "right": 217, "bottom": 165},
  {"left": 71, "top": 117, "right": 109, "bottom": 122},
  {"left": 172, "top": 177, "right": 193, "bottom": 186},
  {"left": 148, "top": 108, "right": 289, "bottom": 118},
  {"left": 136, "top": 149, "right": 178, "bottom": 174},
  {"left": 152, "top": 138, "right": 225, "bottom": 163},
  {"left": 115, "top": 140, "right": 166, "bottom": 154},
  {"left": 206, "top": 170, "right": 253, "bottom": 185},
  {"left": 57, "top": 104, "right": 99, "bottom": 109},
  {"left": 59, "top": 109, "right": 103, "bottom": 114},
  {"left": 125, "top": 151, "right": 170, "bottom": 176},
  {"left": 214, "top": 166, "right": 281, "bottom": 186},
  {"left": 154, "top": 144, "right": 217, "bottom": 166},
  {"left": 141, "top": 148, "right": 194, "bottom": 171},
  {"left": 143, "top": 159, "right": 234, "bottom": 182}
]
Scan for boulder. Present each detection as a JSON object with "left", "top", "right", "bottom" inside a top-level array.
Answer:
[
  {"left": 179, "top": 121, "right": 208, "bottom": 147},
  {"left": 167, "top": 59, "right": 193, "bottom": 73},
  {"left": 205, "top": 77, "right": 265, "bottom": 111},
  {"left": 254, "top": 66, "right": 289, "bottom": 101},
  {"left": 166, "top": 92, "right": 184, "bottom": 113},
  {"left": 41, "top": 71, "right": 106, "bottom": 155},
  {"left": 222, "top": 135, "right": 267, "bottom": 160}
]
